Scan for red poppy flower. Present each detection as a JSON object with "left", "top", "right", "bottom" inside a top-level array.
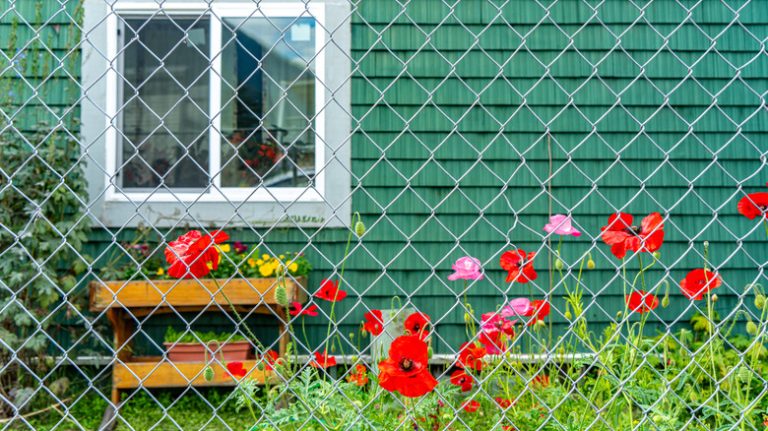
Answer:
[
  {"left": 310, "top": 351, "right": 337, "bottom": 368},
  {"left": 680, "top": 269, "right": 722, "bottom": 300},
  {"left": 404, "top": 312, "right": 431, "bottom": 340},
  {"left": 165, "top": 230, "right": 230, "bottom": 279},
  {"left": 315, "top": 279, "right": 347, "bottom": 302},
  {"left": 363, "top": 310, "right": 384, "bottom": 336},
  {"left": 226, "top": 361, "right": 247, "bottom": 379},
  {"left": 533, "top": 374, "right": 550, "bottom": 387},
  {"left": 261, "top": 350, "right": 279, "bottom": 371},
  {"left": 600, "top": 212, "right": 664, "bottom": 259},
  {"left": 626, "top": 290, "right": 659, "bottom": 314},
  {"left": 500, "top": 249, "right": 537, "bottom": 283},
  {"left": 738, "top": 192, "right": 768, "bottom": 220},
  {"left": 495, "top": 397, "right": 513, "bottom": 409},
  {"left": 457, "top": 342, "right": 486, "bottom": 371},
  {"left": 290, "top": 302, "right": 318, "bottom": 317},
  {"left": 449, "top": 369, "right": 473, "bottom": 392},
  {"left": 346, "top": 364, "right": 369, "bottom": 386},
  {"left": 524, "top": 300, "right": 550, "bottom": 326},
  {"left": 462, "top": 400, "right": 480, "bottom": 413},
  {"left": 378, "top": 335, "right": 438, "bottom": 398}
]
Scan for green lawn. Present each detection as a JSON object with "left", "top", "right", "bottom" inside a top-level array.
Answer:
[{"left": 6, "top": 389, "right": 252, "bottom": 431}]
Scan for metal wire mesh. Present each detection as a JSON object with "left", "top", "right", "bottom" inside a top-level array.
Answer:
[{"left": 1, "top": 0, "right": 767, "bottom": 430}]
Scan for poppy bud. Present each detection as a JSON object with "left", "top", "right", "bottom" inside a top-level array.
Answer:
[
  {"left": 361, "top": 328, "right": 368, "bottom": 337},
  {"left": 661, "top": 296, "right": 670, "bottom": 308},
  {"left": 535, "top": 320, "right": 546, "bottom": 329},
  {"left": 464, "top": 313, "right": 472, "bottom": 324},
  {"left": 554, "top": 259, "right": 564, "bottom": 271},
  {"left": 587, "top": 258, "right": 596, "bottom": 270},
  {"left": 256, "top": 362, "right": 265, "bottom": 371},
  {"left": 652, "top": 251, "right": 661, "bottom": 260},
  {"left": 738, "top": 366, "right": 752, "bottom": 383},
  {"left": 427, "top": 347, "right": 433, "bottom": 359},
  {"left": 203, "top": 366, "right": 214, "bottom": 382},
  {"left": 616, "top": 311, "right": 623, "bottom": 319},
  {"left": 351, "top": 355, "right": 358, "bottom": 362},
  {"left": 711, "top": 294, "right": 718, "bottom": 303},
  {"left": 354, "top": 220, "right": 366, "bottom": 237},
  {"left": 274, "top": 285, "right": 289, "bottom": 307},
  {"left": 746, "top": 321, "right": 758, "bottom": 336},
  {"left": 564, "top": 310, "right": 572, "bottom": 320},
  {"left": 755, "top": 294, "right": 766, "bottom": 310},
  {"left": 349, "top": 332, "right": 355, "bottom": 340}
]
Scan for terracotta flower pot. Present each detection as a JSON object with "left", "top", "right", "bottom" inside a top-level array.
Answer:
[{"left": 164, "top": 340, "right": 253, "bottom": 363}]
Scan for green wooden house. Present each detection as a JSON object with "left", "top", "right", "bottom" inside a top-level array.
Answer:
[{"left": 1, "top": 0, "right": 766, "bottom": 358}]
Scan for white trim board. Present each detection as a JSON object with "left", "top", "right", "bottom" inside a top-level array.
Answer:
[{"left": 81, "top": 0, "right": 351, "bottom": 228}]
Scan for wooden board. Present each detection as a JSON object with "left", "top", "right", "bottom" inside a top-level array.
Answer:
[
  {"left": 112, "top": 357, "right": 274, "bottom": 390},
  {"left": 90, "top": 277, "right": 307, "bottom": 312}
]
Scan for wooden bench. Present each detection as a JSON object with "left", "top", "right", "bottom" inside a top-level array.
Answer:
[{"left": 89, "top": 277, "right": 307, "bottom": 404}]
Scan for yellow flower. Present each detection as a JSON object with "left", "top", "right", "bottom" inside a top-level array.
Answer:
[
  {"left": 156, "top": 268, "right": 165, "bottom": 276},
  {"left": 279, "top": 254, "right": 285, "bottom": 260},
  {"left": 218, "top": 244, "right": 231, "bottom": 253},
  {"left": 259, "top": 264, "right": 274, "bottom": 277},
  {"left": 288, "top": 262, "right": 298, "bottom": 273},
  {"left": 256, "top": 259, "right": 264, "bottom": 266},
  {"left": 262, "top": 254, "right": 270, "bottom": 261},
  {"left": 247, "top": 258, "right": 257, "bottom": 268}
]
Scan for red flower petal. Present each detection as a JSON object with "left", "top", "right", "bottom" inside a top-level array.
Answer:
[
  {"left": 462, "top": 400, "right": 480, "bottom": 413},
  {"left": 315, "top": 279, "right": 348, "bottom": 302},
  {"left": 226, "top": 361, "right": 247, "bottom": 379},
  {"left": 404, "top": 312, "right": 431, "bottom": 340},
  {"left": 626, "top": 290, "right": 659, "bottom": 314},
  {"left": 363, "top": 309, "right": 384, "bottom": 336},
  {"left": 680, "top": 269, "right": 722, "bottom": 301},
  {"left": 738, "top": 192, "right": 768, "bottom": 220},
  {"left": 377, "top": 335, "right": 437, "bottom": 398}
]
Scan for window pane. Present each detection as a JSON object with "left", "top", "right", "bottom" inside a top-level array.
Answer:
[
  {"left": 220, "top": 17, "right": 316, "bottom": 188},
  {"left": 120, "top": 17, "right": 210, "bottom": 189}
]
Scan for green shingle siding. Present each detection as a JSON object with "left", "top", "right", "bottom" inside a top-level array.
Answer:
[{"left": 3, "top": 0, "right": 766, "bottom": 354}]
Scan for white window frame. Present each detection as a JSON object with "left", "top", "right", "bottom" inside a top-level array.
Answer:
[{"left": 81, "top": 0, "right": 351, "bottom": 228}]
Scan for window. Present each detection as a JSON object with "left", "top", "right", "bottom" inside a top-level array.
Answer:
[{"left": 82, "top": 1, "right": 351, "bottom": 227}]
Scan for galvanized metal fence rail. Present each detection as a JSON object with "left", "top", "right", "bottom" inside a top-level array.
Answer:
[{"left": 1, "top": 0, "right": 767, "bottom": 430}]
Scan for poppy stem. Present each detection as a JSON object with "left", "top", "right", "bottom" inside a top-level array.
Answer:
[
  {"left": 706, "top": 289, "right": 720, "bottom": 428},
  {"left": 210, "top": 277, "right": 264, "bottom": 353},
  {"left": 322, "top": 217, "right": 356, "bottom": 372},
  {"left": 763, "top": 219, "right": 768, "bottom": 239},
  {"left": 740, "top": 291, "right": 768, "bottom": 429}
]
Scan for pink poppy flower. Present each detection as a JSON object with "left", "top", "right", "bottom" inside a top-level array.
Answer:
[
  {"left": 448, "top": 256, "right": 484, "bottom": 281},
  {"left": 480, "top": 313, "right": 516, "bottom": 336},
  {"left": 543, "top": 214, "right": 581, "bottom": 237},
  {"left": 501, "top": 298, "right": 533, "bottom": 318}
]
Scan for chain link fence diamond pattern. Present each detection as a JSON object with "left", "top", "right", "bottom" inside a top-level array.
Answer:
[{"left": 1, "top": 0, "right": 767, "bottom": 430}]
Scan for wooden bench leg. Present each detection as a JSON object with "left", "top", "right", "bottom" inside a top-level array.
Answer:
[
  {"left": 111, "top": 387, "right": 121, "bottom": 406},
  {"left": 276, "top": 306, "right": 289, "bottom": 356}
]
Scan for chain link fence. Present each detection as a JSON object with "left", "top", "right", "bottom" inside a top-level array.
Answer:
[{"left": 1, "top": 0, "right": 768, "bottom": 430}]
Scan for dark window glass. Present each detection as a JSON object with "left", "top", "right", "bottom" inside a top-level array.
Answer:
[{"left": 120, "top": 17, "right": 210, "bottom": 189}]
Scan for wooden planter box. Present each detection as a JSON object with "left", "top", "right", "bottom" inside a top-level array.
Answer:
[
  {"left": 90, "top": 277, "right": 307, "bottom": 314},
  {"left": 89, "top": 276, "right": 306, "bottom": 404},
  {"left": 164, "top": 340, "right": 253, "bottom": 362}
]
